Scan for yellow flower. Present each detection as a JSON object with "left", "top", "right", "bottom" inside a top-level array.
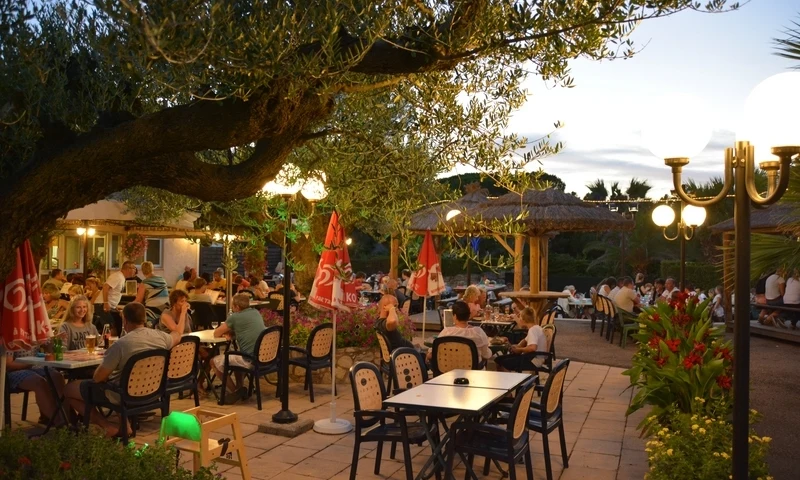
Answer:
[
  {"left": 699, "top": 428, "right": 706, "bottom": 434},
  {"left": 713, "top": 452, "right": 720, "bottom": 457},
  {"left": 692, "top": 424, "right": 699, "bottom": 430},
  {"left": 762, "top": 437, "right": 772, "bottom": 443},
  {"left": 721, "top": 453, "right": 730, "bottom": 459},
  {"left": 705, "top": 419, "right": 713, "bottom": 424},
  {"left": 667, "top": 449, "right": 673, "bottom": 456}
]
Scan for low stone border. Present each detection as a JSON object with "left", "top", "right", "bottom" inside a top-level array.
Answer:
[{"left": 281, "top": 346, "right": 380, "bottom": 385}]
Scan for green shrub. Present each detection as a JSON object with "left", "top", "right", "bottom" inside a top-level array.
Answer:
[
  {"left": 0, "top": 429, "right": 215, "bottom": 480},
  {"left": 642, "top": 405, "right": 771, "bottom": 480},
  {"left": 659, "top": 261, "right": 722, "bottom": 290},
  {"left": 623, "top": 293, "right": 733, "bottom": 433}
]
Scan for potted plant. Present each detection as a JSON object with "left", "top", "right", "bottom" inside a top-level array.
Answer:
[{"left": 122, "top": 233, "right": 148, "bottom": 261}]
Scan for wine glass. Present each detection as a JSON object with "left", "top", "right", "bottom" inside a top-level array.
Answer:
[{"left": 211, "top": 321, "right": 219, "bottom": 329}]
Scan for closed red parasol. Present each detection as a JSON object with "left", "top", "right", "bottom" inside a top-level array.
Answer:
[
  {"left": 0, "top": 240, "right": 52, "bottom": 432},
  {"left": 308, "top": 211, "right": 355, "bottom": 434},
  {"left": 407, "top": 230, "right": 445, "bottom": 341}
]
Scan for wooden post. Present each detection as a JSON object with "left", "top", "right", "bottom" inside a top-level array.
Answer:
[
  {"left": 723, "top": 231, "right": 734, "bottom": 326},
  {"left": 514, "top": 234, "right": 524, "bottom": 291},
  {"left": 540, "top": 237, "right": 549, "bottom": 291},
  {"left": 389, "top": 236, "right": 399, "bottom": 279},
  {"left": 529, "top": 236, "right": 540, "bottom": 293}
]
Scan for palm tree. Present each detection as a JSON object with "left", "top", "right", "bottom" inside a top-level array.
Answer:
[
  {"left": 775, "top": 17, "right": 800, "bottom": 65},
  {"left": 584, "top": 179, "right": 608, "bottom": 201},
  {"left": 626, "top": 178, "right": 652, "bottom": 200}
]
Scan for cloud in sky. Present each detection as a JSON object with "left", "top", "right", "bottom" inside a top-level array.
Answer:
[{"left": 504, "top": 2, "right": 797, "bottom": 199}]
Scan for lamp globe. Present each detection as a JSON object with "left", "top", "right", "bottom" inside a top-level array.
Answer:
[
  {"left": 739, "top": 72, "right": 800, "bottom": 162},
  {"left": 652, "top": 204, "right": 676, "bottom": 227},
  {"left": 682, "top": 205, "right": 707, "bottom": 227},
  {"left": 641, "top": 93, "right": 712, "bottom": 160}
]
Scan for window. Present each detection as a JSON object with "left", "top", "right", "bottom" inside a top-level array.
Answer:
[
  {"left": 64, "top": 236, "right": 81, "bottom": 271},
  {"left": 133, "top": 238, "right": 163, "bottom": 267},
  {"left": 111, "top": 235, "right": 120, "bottom": 268}
]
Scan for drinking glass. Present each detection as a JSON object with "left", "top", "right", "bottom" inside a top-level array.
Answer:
[
  {"left": 85, "top": 335, "right": 97, "bottom": 354},
  {"left": 211, "top": 321, "right": 219, "bottom": 329}
]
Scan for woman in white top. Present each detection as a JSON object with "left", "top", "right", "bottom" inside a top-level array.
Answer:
[
  {"left": 763, "top": 268, "right": 786, "bottom": 326},
  {"left": 711, "top": 285, "right": 725, "bottom": 323},
  {"left": 782, "top": 269, "right": 800, "bottom": 329}
]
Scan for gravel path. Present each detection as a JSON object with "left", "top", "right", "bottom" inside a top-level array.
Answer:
[{"left": 552, "top": 319, "right": 799, "bottom": 480}]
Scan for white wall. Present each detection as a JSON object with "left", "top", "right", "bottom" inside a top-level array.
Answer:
[{"left": 158, "top": 238, "right": 199, "bottom": 286}]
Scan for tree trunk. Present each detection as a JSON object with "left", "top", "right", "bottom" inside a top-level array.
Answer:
[{"left": 291, "top": 213, "right": 329, "bottom": 294}]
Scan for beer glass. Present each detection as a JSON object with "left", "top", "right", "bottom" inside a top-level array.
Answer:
[{"left": 85, "top": 335, "right": 97, "bottom": 354}]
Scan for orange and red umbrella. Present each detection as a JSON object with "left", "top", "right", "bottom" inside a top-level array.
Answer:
[
  {"left": 407, "top": 230, "right": 445, "bottom": 341},
  {"left": 1, "top": 239, "right": 52, "bottom": 432}
]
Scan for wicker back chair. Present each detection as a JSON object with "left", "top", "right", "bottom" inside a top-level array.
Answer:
[
  {"left": 597, "top": 295, "right": 614, "bottom": 338},
  {"left": 449, "top": 375, "right": 538, "bottom": 479},
  {"left": 165, "top": 336, "right": 200, "bottom": 409},
  {"left": 219, "top": 325, "right": 282, "bottom": 410},
  {"left": 83, "top": 349, "right": 170, "bottom": 444},
  {"left": 348, "top": 362, "right": 427, "bottom": 480},
  {"left": 430, "top": 336, "right": 482, "bottom": 376},
  {"left": 375, "top": 331, "right": 393, "bottom": 393},
  {"left": 528, "top": 358, "right": 571, "bottom": 480},
  {"left": 268, "top": 292, "right": 285, "bottom": 311},
  {"left": 541, "top": 305, "right": 565, "bottom": 326},
  {"left": 288, "top": 323, "right": 334, "bottom": 402}
]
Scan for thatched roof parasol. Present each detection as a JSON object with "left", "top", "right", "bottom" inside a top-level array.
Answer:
[
  {"left": 709, "top": 204, "right": 798, "bottom": 233},
  {"left": 409, "top": 189, "right": 489, "bottom": 232},
  {"left": 456, "top": 188, "right": 635, "bottom": 235}
]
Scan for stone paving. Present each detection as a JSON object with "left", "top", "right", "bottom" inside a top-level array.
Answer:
[{"left": 6, "top": 361, "right": 649, "bottom": 479}]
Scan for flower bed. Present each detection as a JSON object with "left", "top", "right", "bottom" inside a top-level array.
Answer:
[
  {"left": 261, "top": 304, "right": 414, "bottom": 384},
  {"left": 0, "top": 429, "right": 215, "bottom": 479},
  {"left": 623, "top": 293, "right": 771, "bottom": 479}
]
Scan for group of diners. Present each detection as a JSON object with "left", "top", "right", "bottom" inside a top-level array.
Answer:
[
  {"left": 375, "top": 296, "right": 550, "bottom": 375},
  {"left": 6, "top": 292, "right": 269, "bottom": 437},
  {"left": 593, "top": 274, "right": 729, "bottom": 323}
]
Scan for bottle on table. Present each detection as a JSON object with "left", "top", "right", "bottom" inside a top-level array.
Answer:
[
  {"left": 54, "top": 338, "right": 63, "bottom": 361},
  {"left": 102, "top": 324, "right": 111, "bottom": 349}
]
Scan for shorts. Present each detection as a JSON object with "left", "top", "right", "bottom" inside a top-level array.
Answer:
[
  {"left": 767, "top": 297, "right": 784, "bottom": 307},
  {"left": 212, "top": 354, "right": 252, "bottom": 371},
  {"left": 7, "top": 368, "right": 48, "bottom": 391},
  {"left": 494, "top": 353, "right": 545, "bottom": 373},
  {"left": 79, "top": 379, "right": 121, "bottom": 406}
]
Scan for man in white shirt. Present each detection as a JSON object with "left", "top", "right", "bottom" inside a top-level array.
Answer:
[
  {"left": 762, "top": 269, "right": 786, "bottom": 326},
  {"left": 659, "top": 277, "right": 680, "bottom": 302},
  {"left": 103, "top": 261, "right": 135, "bottom": 314},
  {"left": 427, "top": 301, "right": 492, "bottom": 362},
  {"left": 614, "top": 277, "right": 641, "bottom": 314},
  {"left": 495, "top": 306, "right": 549, "bottom": 372}
]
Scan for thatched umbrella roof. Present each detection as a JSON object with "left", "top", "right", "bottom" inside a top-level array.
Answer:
[
  {"left": 709, "top": 204, "right": 798, "bottom": 233},
  {"left": 456, "top": 188, "right": 635, "bottom": 235},
  {"left": 409, "top": 189, "right": 489, "bottom": 232}
]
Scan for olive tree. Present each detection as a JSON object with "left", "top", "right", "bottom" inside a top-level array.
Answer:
[{"left": 0, "top": 0, "right": 734, "bottom": 276}]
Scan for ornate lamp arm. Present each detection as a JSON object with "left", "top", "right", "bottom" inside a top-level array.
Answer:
[
  {"left": 661, "top": 225, "right": 679, "bottom": 242},
  {"left": 668, "top": 150, "right": 734, "bottom": 208},
  {"left": 744, "top": 144, "right": 797, "bottom": 207}
]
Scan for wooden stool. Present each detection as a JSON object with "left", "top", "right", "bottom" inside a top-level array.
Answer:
[{"left": 162, "top": 407, "right": 251, "bottom": 480}]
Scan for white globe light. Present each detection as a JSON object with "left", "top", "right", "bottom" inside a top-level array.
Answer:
[
  {"left": 445, "top": 209, "right": 462, "bottom": 221},
  {"left": 651, "top": 204, "right": 676, "bottom": 227},
  {"left": 641, "top": 94, "right": 712, "bottom": 160},
  {"left": 300, "top": 172, "right": 328, "bottom": 201},
  {"left": 739, "top": 72, "right": 800, "bottom": 162},
  {"left": 262, "top": 163, "right": 302, "bottom": 196},
  {"left": 682, "top": 204, "right": 706, "bottom": 227}
]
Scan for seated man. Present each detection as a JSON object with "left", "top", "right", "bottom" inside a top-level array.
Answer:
[
  {"left": 614, "top": 276, "right": 642, "bottom": 314},
  {"left": 494, "top": 307, "right": 548, "bottom": 372},
  {"left": 375, "top": 303, "right": 414, "bottom": 351},
  {"left": 211, "top": 294, "right": 267, "bottom": 398},
  {"left": 64, "top": 302, "right": 184, "bottom": 437},
  {"left": 427, "top": 301, "right": 492, "bottom": 364},
  {"left": 188, "top": 277, "right": 213, "bottom": 302}
]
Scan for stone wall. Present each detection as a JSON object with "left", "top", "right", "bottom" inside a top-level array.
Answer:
[{"left": 285, "top": 346, "right": 381, "bottom": 385}]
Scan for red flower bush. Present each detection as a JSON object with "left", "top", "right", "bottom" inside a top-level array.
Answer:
[{"left": 624, "top": 292, "right": 734, "bottom": 430}]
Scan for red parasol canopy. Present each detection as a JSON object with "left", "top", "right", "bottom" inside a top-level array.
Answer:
[
  {"left": 1, "top": 240, "right": 52, "bottom": 351},
  {"left": 309, "top": 211, "right": 358, "bottom": 312},
  {"left": 408, "top": 230, "right": 446, "bottom": 298}
]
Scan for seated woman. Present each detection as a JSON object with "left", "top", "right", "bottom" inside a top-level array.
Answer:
[
  {"left": 353, "top": 272, "right": 371, "bottom": 292},
  {"left": 5, "top": 348, "right": 65, "bottom": 425},
  {"left": 43, "top": 282, "right": 68, "bottom": 329},
  {"left": 135, "top": 261, "right": 170, "bottom": 325},
  {"left": 273, "top": 281, "right": 300, "bottom": 308},
  {"left": 159, "top": 289, "right": 193, "bottom": 334},
  {"left": 494, "top": 307, "right": 548, "bottom": 372},
  {"left": 461, "top": 285, "right": 483, "bottom": 319},
  {"left": 59, "top": 295, "right": 99, "bottom": 351},
  {"left": 67, "top": 284, "right": 85, "bottom": 299},
  {"left": 188, "top": 277, "right": 213, "bottom": 302},
  {"left": 248, "top": 274, "right": 270, "bottom": 300}
]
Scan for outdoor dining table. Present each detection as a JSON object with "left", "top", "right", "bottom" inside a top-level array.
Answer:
[
  {"left": 184, "top": 330, "right": 230, "bottom": 401},
  {"left": 383, "top": 370, "right": 531, "bottom": 480},
  {"left": 568, "top": 297, "right": 593, "bottom": 318},
  {"left": 499, "top": 290, "right": 570, "bottom": 323},
  {"left": 16, "top": 350, "right": 105, "bottom": 433}
]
